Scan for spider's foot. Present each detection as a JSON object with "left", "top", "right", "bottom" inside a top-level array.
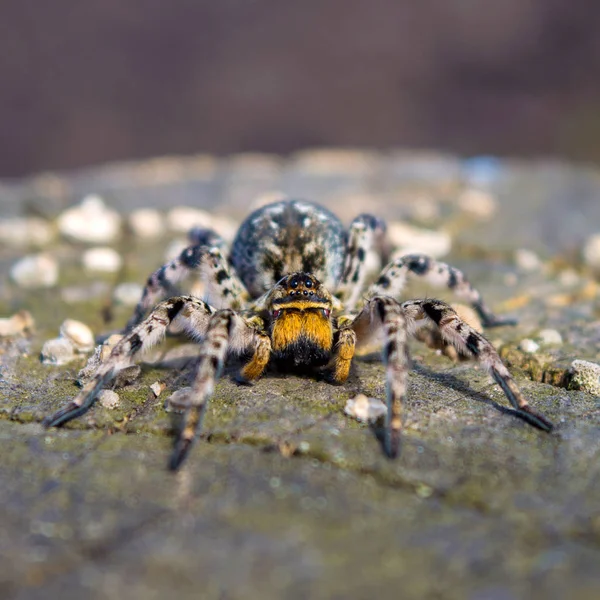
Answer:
[
  {"left": 234, "top": 374, "right": 254, "bottom": 386},
  {"left": 385, "top": 422, "right": 402, "bottom": 459},
  {"left": 517, "top": 405, "right": 554, "bottom": 432},
  {"left": 42, "top": 403, "right": 86, "bottom": 428},
  {"left": 481, "top": 315, "right": 518, "bottom": 328},
  {"left": 169, "top": 437, "right": 194, "bottom": 471}
]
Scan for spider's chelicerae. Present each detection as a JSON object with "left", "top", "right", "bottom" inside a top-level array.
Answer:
[{"left": 44, "top": 199, "right": 553, "bottom": 469}]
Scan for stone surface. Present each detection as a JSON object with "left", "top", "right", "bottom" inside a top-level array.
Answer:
[{"left": 1, "top": 150, "right": 599, "bottom": 599}]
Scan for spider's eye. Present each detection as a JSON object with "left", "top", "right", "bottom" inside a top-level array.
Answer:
[
  {"left": 321, "top": 308, "right": 331, "bottom": 318},
  {"left": 272, "top": 309, "right": 281, "bottom": 319}
]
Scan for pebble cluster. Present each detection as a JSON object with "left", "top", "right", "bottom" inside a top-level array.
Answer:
[{"left": 41, "top": 319, "right": 95, "bottom": 365}]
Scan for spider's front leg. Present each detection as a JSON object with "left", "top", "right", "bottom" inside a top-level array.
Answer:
[
  {"left": 125, "top": 230, "right": 248, "bottom": 330},
  {"left": 401, "top": 298, "right": 554, "bottom": 431},
  {"left": 368, "top": 254, "right": 516, "bottom": 328},
  {"left": 43, "top": 296, "right": 218, "bottom": 428},
  {"left": 169, "top": 311, "right": 271, "bottom": 470},
  {"left": 350, "top": 297, "right": 410, "bottom": 458}
]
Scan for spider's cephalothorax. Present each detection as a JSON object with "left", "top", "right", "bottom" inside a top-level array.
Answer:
[{"left": 44, "top": 199, "right": 554, "bottom": 470}]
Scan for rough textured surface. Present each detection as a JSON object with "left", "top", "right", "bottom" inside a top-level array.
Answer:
[{"left": 1, "top": 150, "right": 599, "bottom": 599}]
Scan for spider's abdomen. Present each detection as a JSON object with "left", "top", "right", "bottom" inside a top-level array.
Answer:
[{"left": 230, "top": 200, "right": 345, "bottom": 298}]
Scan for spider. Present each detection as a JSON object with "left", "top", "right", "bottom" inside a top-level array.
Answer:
[{"left": 43, "top": 199, "right": 553, "bottom": 469}]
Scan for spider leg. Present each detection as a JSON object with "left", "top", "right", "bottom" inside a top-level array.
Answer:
[
  {"left": 43, "top": 296, "right": 216, "bottom": 428},
  {"left": 125, "top": 237, "right": 248, "bottom": 330},
  {"left": 367, "top": 253, "right": 516, "bottom": 328},
  {"left": 169, "top": 310, "right": 271, "bottom": 470},
  {"left": 337, "top": 214, "right": 387, "bottom": 310},
  {"left": 351, "top": 297, "right": 410, "bottom": 458},
  {"left": 401, "top": 298, "right": 554, "bottom": 431}
]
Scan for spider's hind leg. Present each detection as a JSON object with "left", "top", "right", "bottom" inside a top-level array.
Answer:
[
  {"left": 368, "top": 254, "right": 516, "bottom": 328},
  {"left": 126, "top": 231, "right": 247, "bottom": 330},
  {"left": 337, "top": 213, "right": 387, "bottom": 310}
]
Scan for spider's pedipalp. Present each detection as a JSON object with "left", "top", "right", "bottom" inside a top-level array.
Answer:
[
  {"left": 44, "top": 296, "right": 216, "bottom": 429},
  {"left": 327, "top": 326, "right": 356, "bottom": 384},
  {"left": 126, "top": 241, "right": 247, "bottom": 330},
  {"left": 401, "top": 298, "right": 553, "bottom": 431},
  {"left": 368, "top": 254, "right": 516, "bottom": 328},
  {"left": 352, "top": 296, "right": 410, "bottom": 458}
]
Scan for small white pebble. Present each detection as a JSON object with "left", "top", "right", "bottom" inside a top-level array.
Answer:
[
  {"left": 82, "top": 247, "right": 123, "bottom": 273},
  {"left": 41, "top": 337, "right": 75, "bottom": 365},
  {"left": 456, "top": 188, "right": 498, "bottom": 220},
  {"left": 11, "top": 253, "right": 59, "bottom": 288},
  {"left": 167, "top": 207, "right": 213, "bottom": 233},
  {"left": 0, "top": 217, "right": 55, "bottom": 247},
  {"left": 514, "top": 248, "right": 542, "bottom": 272},
  {"left": 150, "top": 382, "right": 165, "bottom": 397},
  {"left": 558, "top": 269, "right": 580, "bottom": 287},
  {"left": 537, "top": 329, "right": 563, "bottom": 346},
  {"left": 113, "top": 282, "right": 143, "bottom": 306},
  {"left": 0, "top": 310, "right": 34, "bottom": 337},
  {"left": 388, "top": 221, "right": 451, "bottom": 259},
  {"left": 569, "top": 359, "right": 600, "bottom": 395},
  {"left": 59, "top": 319, "right": 95, "bottom": 352},
  {"left": 519, "top": 339, "right": 540, "bottom": 354},
  {"left": 128, "top": 208, "right": 165, "bottom": 238},
  {"left": 57, "top": 195, "right": 122, "bottom": 243},
  {"left": 582, "top": 233, "right": 600, "bottom": 270},
  {"left": 98, "top": 390, "right": 120, "bottom": 409},
  {"left": 344, "top": 394, "right": 387, "bottom": 423}
]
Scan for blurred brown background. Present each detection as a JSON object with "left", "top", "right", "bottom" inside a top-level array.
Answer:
[{"left": 1, "top": 0, "right": 599, "bottom": 177}]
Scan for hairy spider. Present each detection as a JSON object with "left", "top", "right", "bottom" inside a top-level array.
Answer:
[{"left": 44, "top": 199, "right": 553, "bottom": 469}]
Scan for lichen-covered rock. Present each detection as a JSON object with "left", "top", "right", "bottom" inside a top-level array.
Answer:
[
  {"left": 97, "top": 389, "right": 120, "bottom": 409},
  {"left": 568, "top": 359, "right": 600, "bottom": 395}
]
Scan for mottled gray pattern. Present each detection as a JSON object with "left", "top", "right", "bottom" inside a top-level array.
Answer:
[{"left": 230, "top": 200, "right": 346, "bottom": 296}]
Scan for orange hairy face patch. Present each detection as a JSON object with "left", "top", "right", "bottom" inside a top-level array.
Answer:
[{"left": 271, "top": 310, "right": 333, "bottom": 353}]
